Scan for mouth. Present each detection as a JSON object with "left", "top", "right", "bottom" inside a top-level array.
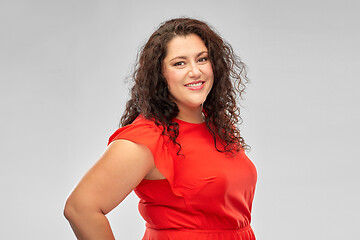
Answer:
[
  {"left": 185, "top": 81, "right": 205, "bottom": 87},
  {"left": 184, "top": 81, "right": 205, "bottom": 90}
]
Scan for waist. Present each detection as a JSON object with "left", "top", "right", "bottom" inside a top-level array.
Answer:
[{"left": 143, "top": 225, "right": 255, "bottom": 240}]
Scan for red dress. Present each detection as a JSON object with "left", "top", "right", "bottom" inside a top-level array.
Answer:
[{"left": 108, "top": 115, "right": 257, "bottom": 240}]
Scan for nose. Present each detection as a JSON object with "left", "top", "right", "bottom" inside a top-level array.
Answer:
[{"left": 188, "top": 63, "right": 201, "bottom": 79}]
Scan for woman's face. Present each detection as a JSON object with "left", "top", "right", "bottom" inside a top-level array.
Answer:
[{"left": 162, "top": 34, "right": 214, "bottom": 113}]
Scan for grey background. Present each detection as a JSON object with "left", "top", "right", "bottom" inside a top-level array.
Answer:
[{"left": 1, "top": 0, "right": 359, "bottom": 239}]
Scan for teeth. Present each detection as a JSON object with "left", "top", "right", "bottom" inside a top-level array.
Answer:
[{"left": 186, "top": 82, "right": 203, "bottom": 87}]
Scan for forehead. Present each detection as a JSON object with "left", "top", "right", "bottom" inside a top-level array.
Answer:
[{"left": 165, "top": 34, "right": 208, "bottom": 58}]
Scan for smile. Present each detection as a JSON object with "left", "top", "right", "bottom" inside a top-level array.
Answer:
[
  {"left": 186, "top": 82, "right": 203, "bottom": 87},
  {"left": 184, "top": 81, "right": 205, "bottom": 90}
]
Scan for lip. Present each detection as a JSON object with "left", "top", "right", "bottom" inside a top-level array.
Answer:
[{"left": 184, "top": 80, "right": 205, "bottom": 90}]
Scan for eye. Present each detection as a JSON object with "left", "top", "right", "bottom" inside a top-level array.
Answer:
[
  {"left": 198, "top": 57, "right": 208, "bottom": 63},
  {"left": 173, "top": 61, "right": 185, "bottom": 66}
]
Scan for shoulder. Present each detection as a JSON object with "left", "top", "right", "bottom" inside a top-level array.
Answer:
[
  {"left": 108, "top": 115, "right": 162, "bottom": 144},
  {"left": 131, "top": 115, "right": 162, "bottom": 130},
  {"left": 107, "top": 115, "right": 171, "bottom": 160}
]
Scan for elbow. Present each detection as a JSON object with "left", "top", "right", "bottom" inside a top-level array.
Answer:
[
  {"left": 63, "top": 194, "right": 100, "bottom": 222},
  {"left": 64, "top": 194, "right": 84, "bottom": 222},
  {"left": 63, "top": 197, "right": 75, "bottom": 221}
]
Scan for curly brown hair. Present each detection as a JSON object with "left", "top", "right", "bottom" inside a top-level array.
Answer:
[{"left": 120, "top": 17, "right": 249, "bottom": 153}]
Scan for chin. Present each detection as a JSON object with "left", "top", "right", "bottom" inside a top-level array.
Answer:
[
  {"left": 175, "top": 96, "right": 208, "bottom": 110},
  {"left": 187, "top": 101, "right": 206, "bottom": 109}
]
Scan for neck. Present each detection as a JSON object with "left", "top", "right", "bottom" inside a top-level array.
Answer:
[{"left": 176, "top": 105, "right": 205, "bottom": 124}]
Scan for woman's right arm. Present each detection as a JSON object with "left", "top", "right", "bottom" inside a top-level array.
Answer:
[{"left": 64, "top": 139, "right": 155, "bottom": 239}]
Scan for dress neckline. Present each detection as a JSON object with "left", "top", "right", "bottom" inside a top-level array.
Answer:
[{"left": 173, "top": 118, "right": 206, "bottom": 125}]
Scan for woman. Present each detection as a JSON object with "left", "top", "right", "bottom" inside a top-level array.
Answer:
[{"left": 64, "top": 18, "right": 257, "bottom": 239}]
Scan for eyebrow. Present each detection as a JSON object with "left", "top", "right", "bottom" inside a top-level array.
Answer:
[{"left": 169, "top": 51, "right": 208, "bottom": 62}]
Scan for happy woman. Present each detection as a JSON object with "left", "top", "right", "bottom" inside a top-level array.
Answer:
[{"left": 64, "top": 18, "right": 257, "bottom": 240}]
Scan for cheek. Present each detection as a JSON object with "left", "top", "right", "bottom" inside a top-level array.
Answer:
[
  {"left": 164, "top": 70, "right": 183, "bottom": 88},
  {"left": 208, "top": 64, "right": 214, "bottom": 76},
  {"left": 202, "top": 63, "right": 214, "bottom": 78},
  {"left": 206, "top": 66, "right": 214, "bottom": 85}
]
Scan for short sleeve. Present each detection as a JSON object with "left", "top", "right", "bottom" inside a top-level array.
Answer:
[{"left": 108, "top": 115, "right": 182, "bottom": 197}]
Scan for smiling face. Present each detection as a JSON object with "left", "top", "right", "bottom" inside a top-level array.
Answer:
[{"left": 162, "top": 34, "right": 214, "bottom": 115}]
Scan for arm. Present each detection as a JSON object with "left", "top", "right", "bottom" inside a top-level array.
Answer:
[{"left": 64, "top": 139, "right": 155, "bottom": 239}]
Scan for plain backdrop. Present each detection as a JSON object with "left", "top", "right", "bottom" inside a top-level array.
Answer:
[{"left": 1, "top": 0, "right": 359, "bottom": 239}]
